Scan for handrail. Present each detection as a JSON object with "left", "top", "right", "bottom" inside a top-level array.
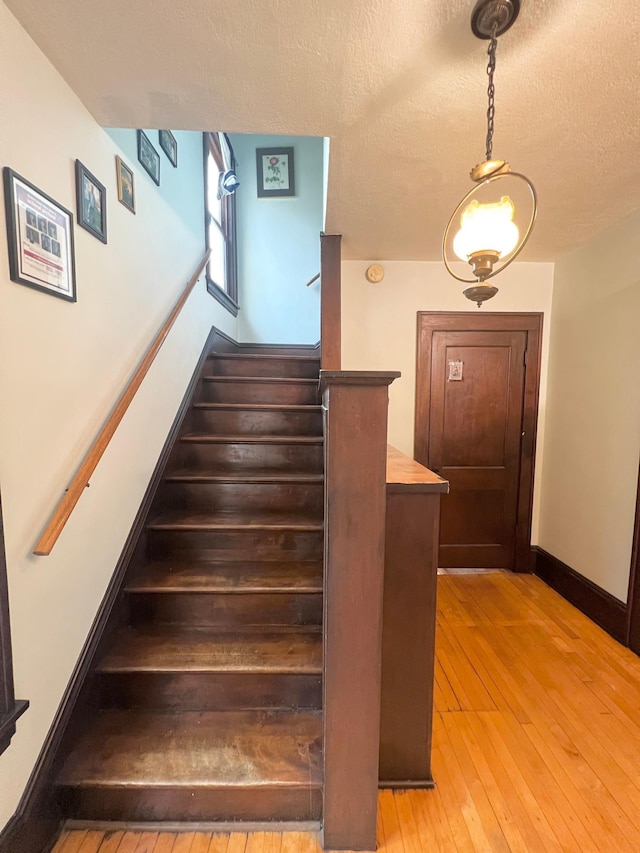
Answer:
[
  {"left": 305, "top": 273, "right": 320, "bottom": 287},
  {"left": 33, "top": 250, "right": 211, "bottom": 556}
]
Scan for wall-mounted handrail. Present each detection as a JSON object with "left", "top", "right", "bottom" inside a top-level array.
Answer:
[
  {"left": 33, "top": 250, "right": 211, "bottom": 557},
  {"left": 305, "top": 273, "right": 320, "bottom": 287}
]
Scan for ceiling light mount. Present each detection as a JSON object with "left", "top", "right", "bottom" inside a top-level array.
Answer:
[
  {"left": 463, "top": 283, "right": 499, "bottom": 306},
  {"left": 471, "top": 0, "right": 520, "bottom": 40}
]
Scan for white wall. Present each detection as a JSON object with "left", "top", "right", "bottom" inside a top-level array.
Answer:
[
  {"left": 538, "top": 210, "right": 640, "bottom": 602},
  {"left": 229, "top": 134, "right": 324, "bottom": 345},
  {"left": 341, "top": 261, "right": 555, "bottom": 542},
  {"left": 0, "top": 2, "right": 237, "bottom": 830}
]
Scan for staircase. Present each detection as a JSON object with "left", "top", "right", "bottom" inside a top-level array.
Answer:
[{"left": 56, "top": 346, "right": 324, "bottom": 823}]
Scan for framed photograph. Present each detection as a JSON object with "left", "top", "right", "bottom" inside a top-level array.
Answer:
[
  {"left": 159, "top": 130, "right": 178, "bottom": 167},
  {"left": 256, "top": 147, "right": 295, "bottom": 197},
  {"left": 2, "top": 167, "right": 76, "bottom": 302},
  {"left": 75, "top": 160, "right": 107, "bottom": 243},
  {"left": 137, "top": 130, "right": 160, "bottom": 185},
  {"left": 116, "top": 156, "right": 135, "bottom": 213}
]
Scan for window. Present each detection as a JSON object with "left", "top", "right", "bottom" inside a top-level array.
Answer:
[
  {"left": 204, "top": 132, "right": 239, "bottom": 316},
  {"left": 0, "top": 492, "right": 28, "bottom": 756}
]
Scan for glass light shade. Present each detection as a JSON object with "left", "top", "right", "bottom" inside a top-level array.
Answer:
[{"left": 452, "top": 195, "right": 519, "bottom": 262}]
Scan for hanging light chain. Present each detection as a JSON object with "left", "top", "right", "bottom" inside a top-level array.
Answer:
[{"left": 485, "top": 24, "right": 499, "bottom": 161}]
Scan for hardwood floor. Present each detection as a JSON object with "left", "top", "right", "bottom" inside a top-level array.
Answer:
[{"left": 52, "top": 573, "right": 640, "bottom": 852}]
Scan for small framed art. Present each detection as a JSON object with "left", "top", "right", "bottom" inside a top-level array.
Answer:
[
  {"left": 256, "top": 147, "right": 295, "bottom": 197},
  {"left": 137, "top": 130, "right": 160, "bottom": 185},
  {"left": 2, "top": 167, "right": 77, "bottom": 302},
  {"left": 75, "top": 160, "right": 107, "bottom": 243},
  {"left": 159, "top": 130, "right": 177, "bottom": 167},
  {"left": 116, "top": 156, "right": 135, "bottom": 213}
]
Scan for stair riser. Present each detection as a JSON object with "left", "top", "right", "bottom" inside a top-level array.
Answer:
[
  {"left": 170, "top": 442, "right": 323, "bottom": 473},
  {"left": 57, "top": 786, "right": 322, "bottom": 822},
  {"left": 125, "top": 560, "right": 324, "bottom": 591},
  {"left": 147, "top": 529, "right": 324, "bottom": 562},
  {"left": 97, "top": 672, "right": 322, "bottom": 711},
  {"left": 196, "top": 380, "right": 319, "bottom": 406},
  {"left": 128, "top": 591, "right": 323, "bottom": 627},
  {"left": 207, "top": 356, "right": 320, "bottom": 378},
  {"left": 154, "top": 482, "right": 323, "bottom": 514},
  {"left": 184, "top": 408, "right": 322, "bottom": 436}
]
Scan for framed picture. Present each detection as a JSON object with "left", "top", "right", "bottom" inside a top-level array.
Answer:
[
  {"left": 159, "top": 130, "right": 177, "bottom": 167},
  {"left": 256, "top": 147, "right": 295, "bottom": 197},
  {"left": 115, "top": 156, "right": 135, "bottom": 213},
  {"left": 137, "top": 130, "right": 160, "bottom": 185},
  {"left": 2, "top": 167, "right": 77, "bottom": 302},
  {"left": 75, "top": 160, "right": 107, "bottom": 243}
]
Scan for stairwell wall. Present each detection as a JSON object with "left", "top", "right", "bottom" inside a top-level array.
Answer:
[
  {"left": 0, "top": 2, "right": 237, "bottom": 830},
  {"left": 229, "top": 133, "right": 324, "bottom": 345}
]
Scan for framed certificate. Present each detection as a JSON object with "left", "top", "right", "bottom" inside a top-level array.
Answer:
[{"left": 3, "top": 168, "right": 77, "bottom": 302}]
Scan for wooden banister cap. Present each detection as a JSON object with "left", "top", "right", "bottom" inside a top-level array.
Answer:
[
  {"left": 386, "top": 445, "right": 449, "bottom": 493},
  {"left": 319, "top": 370, "right": 400, "bottom": 394}
]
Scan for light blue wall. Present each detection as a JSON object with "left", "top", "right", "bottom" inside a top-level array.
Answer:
[
  {"left": 106, "top": 129, "right": 205, "bottom": 245},
  {"left": 229, "top": 134, "right": 324, "bottom": 344}
]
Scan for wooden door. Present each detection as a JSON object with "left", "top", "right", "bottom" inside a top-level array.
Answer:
[{"left": 415, "top": 313, "right": 542, "bottom": 573}]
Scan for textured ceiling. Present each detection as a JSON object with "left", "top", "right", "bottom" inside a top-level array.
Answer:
[{"left": 7, "top": 0, "right": 640, "bottom": 260}]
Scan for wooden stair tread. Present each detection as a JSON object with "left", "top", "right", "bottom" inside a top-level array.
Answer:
[
  {"left": 126, "top": 561, "right": 323, "bottom": 593},
  {"left": 57, "top": 709, "right": 322, "bottom": 787},
  {"left": 98, "top": 627, "right": 322, "bottom": 673},
  {"left": 201, "top": 377, "right": 318, "bottom": 384},
  {"left": 180, "top": 434, "right": 323, "bottom": 445},
  {"left": 164, "top": 470, "right": 324, "bottom": 483},
  {"left": 147, "top": 509, "right": 323, "bottom": 531},
  {"left": 193, "top": 403, "right": 322, "bottom": 411}
]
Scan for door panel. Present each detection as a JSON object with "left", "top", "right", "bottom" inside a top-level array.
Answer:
[
  {"left": 440, "top": 347, "right": 511, "bottom": 466},
  {"left": 428, "top": 330, "right": 526, "bottom": 570}
]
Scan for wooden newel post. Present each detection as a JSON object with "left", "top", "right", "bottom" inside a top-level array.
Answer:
[
  {"left": 321, "top": 370, "right": 400, "bottom": 851},
  {"left": 320, "top": 234, "right": 342, "bottom": 371}
]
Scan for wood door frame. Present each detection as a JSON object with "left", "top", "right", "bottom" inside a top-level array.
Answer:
[
  {"left": 415, "top": 312, "right": 543, "bottom": 573},
  {"left": 626, "top": 463, "right": 640, "bottom": 651}
]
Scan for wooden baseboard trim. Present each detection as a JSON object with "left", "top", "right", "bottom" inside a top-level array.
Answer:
[
  {"left": 0, "top": 815, "right": 22, "bottom": 853},
  {"left": 0, "top": 806, "right": 60, "bottom": 853},
  {"left": 0, "top": 326, "right": 219, "bottom": 853},
  {"left": 208, "top": 327, "right": 241, "bottom": 353},
  {"left": 379, "top": 779, "right": 435, "bottom": 790},
  {"left": 209, "top": 327, "right": 320, "bottom": 354},
  {"left": 533, "top": 546, "right": 627, "bottom": 644},
  {"left": 64, "top": 820, "right": 322, "bottom": 833}
]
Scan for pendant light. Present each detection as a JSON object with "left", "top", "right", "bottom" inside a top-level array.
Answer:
[{"left": 443, "top": 0, "right": 537, "bottom": 307}]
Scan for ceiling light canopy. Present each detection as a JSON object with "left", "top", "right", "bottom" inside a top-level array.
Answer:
[{"left": 443, "top": 0, "right": 537, "bottom": 307}]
